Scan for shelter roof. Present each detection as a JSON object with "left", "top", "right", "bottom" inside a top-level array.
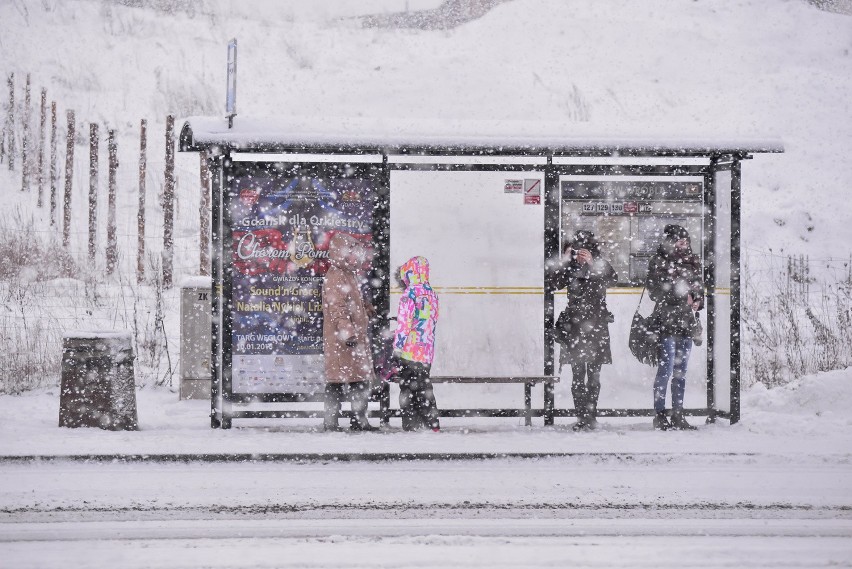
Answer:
[{"left": 179, "top": 116, "right": 783, "bottom": 157}]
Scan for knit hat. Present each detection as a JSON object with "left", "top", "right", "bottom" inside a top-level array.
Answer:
[{"left": 663, "top": 224, "right": 689, "bottom": 242}]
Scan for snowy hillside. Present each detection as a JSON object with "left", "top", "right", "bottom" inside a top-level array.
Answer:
[
  {"left": 0, "top": 0, "right": 851, "bottom": 391},
  {"left": 1, "top": 0, "right": 851, "bottom": 256}
]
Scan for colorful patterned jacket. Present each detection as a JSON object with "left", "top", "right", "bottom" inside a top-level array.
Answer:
[{"left": 394, "top": 256, "right": 439, "bottom": 365}]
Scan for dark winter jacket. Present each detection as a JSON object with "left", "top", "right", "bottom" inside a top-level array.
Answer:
[
  {"left": 645, "top": 246, "right": 704, "bottom": 337},
  {"left": 552, "top": 255, "right": 617, "bottom": 366}
]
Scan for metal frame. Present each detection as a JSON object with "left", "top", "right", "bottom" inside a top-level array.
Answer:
[{"left": 181, "top": 123, "right": 778, "bottom": 429}]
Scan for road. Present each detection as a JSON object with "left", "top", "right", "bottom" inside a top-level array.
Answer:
[{"left": 1, "top": 454, "right": 850, "bottom": 568}]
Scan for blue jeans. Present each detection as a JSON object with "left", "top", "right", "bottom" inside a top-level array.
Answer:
[{"left": 654, "top": 336, "right": 692, "bottom": 413}]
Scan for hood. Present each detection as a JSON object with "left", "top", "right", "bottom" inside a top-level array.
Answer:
[
  {"left": 399, "top": 256, "right": 430, "bottom": 287},
  {"left": 328, "top": 233, "right": 364, "bottom": 271}
]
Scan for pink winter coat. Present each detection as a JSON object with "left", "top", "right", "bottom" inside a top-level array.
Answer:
[
  {"left": 394, "top": 256, "right": 439, "bottom": 365},
  {"left": 322, "top": 233, "right": 375, "bottom": 384}
]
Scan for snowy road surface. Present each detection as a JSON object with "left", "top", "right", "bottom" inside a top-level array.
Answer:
[{"left": 1, "top": 455, "right": 850, "bottom": 568}]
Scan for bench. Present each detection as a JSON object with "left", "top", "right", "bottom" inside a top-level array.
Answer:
[{"left": 376, "top": 375, "right": 559, "bottom": 427}]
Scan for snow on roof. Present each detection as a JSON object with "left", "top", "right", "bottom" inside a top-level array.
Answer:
[
  {"left": 179, "top": 116, "right": 784, "bottom": 155},
  {"left": 180, "top": 276, "right": 212, "bottom": 290}
]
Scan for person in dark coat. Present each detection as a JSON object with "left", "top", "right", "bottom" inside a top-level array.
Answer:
[
  {"left": 552, "top": 230, "right": 617, "bottom": 431},
  {"left": 646, "top": 224, "right": 704, "bottom": 431}
]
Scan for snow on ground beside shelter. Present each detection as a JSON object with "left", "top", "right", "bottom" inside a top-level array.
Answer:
[{"left": 0, "top": 369, "right": 849, "bottom": 457}]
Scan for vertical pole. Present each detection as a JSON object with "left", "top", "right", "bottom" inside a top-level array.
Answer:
[
  {"left": 88, "top": 123, "right": 99, "bottom": 261},
  {"left": 220, "top": 152, "right": 234, "bottom": 429},
  {"left": 49, "top": 102, "right": 57, "bottom": 225},
  {"left": 370, "top": 155, "right": 391, "bottom": 379},
  {"left": 62, "top": 110, "right": 75, "bottom": 247},
  {"left": 162, "top": 115, "right": 175, "bottom": 288},
  {"left": 199, "top": 150, "right": 210, "bottom": 276},
  {"left": 106, "top": 129, "right": 118, "bottom": 275},
  {"left": 210, "top": 153, "right": 222, "bottom": 428},
  {"left": 137, "top": 119, "right": 147, "bottom": 284},
  {"left": 730, "top": 158, "right": 742, "bottom": 424},
  {"left": 543, "top": 157, "right": 559, "bottom": 425},
  {"left": 37, "top": 89, "right": 46, "bottom": 206},
  {"left": 6, "top": 73, "right": 14, "bottom": 171},
  {"left": 21, "top": 74, "right": 31, "bottom": 192},
  {"left": 704, "top": 158, "right": 718, "bottom": 422}
]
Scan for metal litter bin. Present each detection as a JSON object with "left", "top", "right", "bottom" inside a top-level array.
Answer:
[{"left": 59, "top": 331, "right": 138, "bottom": 430}]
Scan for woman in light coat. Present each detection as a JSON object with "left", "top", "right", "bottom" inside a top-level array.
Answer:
[{"left": 322, "top": 233, "right": 376, "bottom": 431}]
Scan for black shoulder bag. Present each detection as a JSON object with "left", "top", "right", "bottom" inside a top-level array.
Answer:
[{"left": 628, "top": 287, "right": 660, "bottom": 366}]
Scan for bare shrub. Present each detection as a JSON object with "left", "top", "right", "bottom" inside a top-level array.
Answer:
[
  {"left": 743, "top": 253, "right": 852, "bottom": 387},
  {"left": 0, "top": 210, "right": 78, "bottom": 281}
]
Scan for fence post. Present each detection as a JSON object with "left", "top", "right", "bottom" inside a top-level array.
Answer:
[
  {"left": 49, "top": 101, "right": 57, "bottom": 225},
  {"left": 6, "top": 73, "right": 14, "bottom": 171},
  {"left": 63, "top": 110, "right": 75, "bottom": 247},
  {"left": 37, "top": 89, "right": 46, "bottom": 207},
  {"left": 162, "top": 115, "right": 175, "bottom": 288},
  {"left": 21, "top": 73, "right": 31, "bottom": 192},
  {"left": 107, "top": 129, "right": 118, "bottom": 275},
  {"left": 137, "top": 119, "right": 147, "bottom": 284},
  {"left": 200, "top": 150, "right": 210, "bottom": 276},
  {"left": 88, "top": 123, "right": 99, "bottom": 261}
]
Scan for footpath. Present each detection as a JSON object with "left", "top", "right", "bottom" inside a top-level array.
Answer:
[{"left": 0, "top": 374, "right": 850, "bottom": 462}]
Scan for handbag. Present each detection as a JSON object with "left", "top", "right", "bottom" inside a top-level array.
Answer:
[
  {"left": 690, "top": 311, "right": 703, "bottom": 346},
  {"left": 628, "top": 287, "right": 660, "bottom": 366},
  {"left": 553, "top": 307, "right": 572, "bottom": 346}
]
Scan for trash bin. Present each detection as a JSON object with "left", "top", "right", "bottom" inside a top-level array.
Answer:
[
  {"left": 180, "top": 276, "right": 212, "bottom": 400},
  {"left": 59, "top": 331, "right": 138, "bottom": 430}
]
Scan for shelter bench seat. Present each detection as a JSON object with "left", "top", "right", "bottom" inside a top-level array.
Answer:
[{"left": 376, "top": 375, "right": 559, "bottom": 427}]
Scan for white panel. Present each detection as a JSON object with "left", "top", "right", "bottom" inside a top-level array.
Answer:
[
  {"left": 388, "top": 155, "right": 548, "bottom": 165},
  {"left": 231, "top": 153, "right": 383, "bottom": 163},
  {"left": 390, "top": 170, "right": 544, "bottom": 376},
  {"left": 714, "top": 171, "right": 733, "bottom": 413}
]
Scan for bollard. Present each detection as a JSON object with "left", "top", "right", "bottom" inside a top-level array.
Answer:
[{"left": 59, "top": 331, "right": 138, "bottom": 430}]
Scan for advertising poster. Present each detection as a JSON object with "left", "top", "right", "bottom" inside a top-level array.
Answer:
[{"left": 228, "top": 171, "right": 376, "bottom": 393}]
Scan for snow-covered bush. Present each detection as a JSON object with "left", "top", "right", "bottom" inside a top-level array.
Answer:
[{"left": 742, "top": 254, "right": 852, "bottom": 387}]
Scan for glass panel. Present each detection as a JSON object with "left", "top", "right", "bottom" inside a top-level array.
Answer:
[
  {"left": 714, "top": 170, "right": 733, "bottom": 413},
  {"left": 558, "top": 175, "right": 707, "bottom": 410},
  {"left": 390, "top": 170, "right": 545, "bottom": 377}
]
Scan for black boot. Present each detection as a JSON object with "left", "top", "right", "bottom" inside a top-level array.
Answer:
[
  {"left": 349, "top": 383, "right": 376, "bottom": 432},
  {"left": 670, "top": 409, "right": 697, "bottom": 431},
  {"left": 571, "top": 394, "right": 588, "bottom": 431},
  {"left": 323, "top": 384, "right": 343, "bottom": 431},
  {"left": 585, "top": 401, "right": 599, "bottom": 431},
  {"left": 653, "top": 410, "right": 671, "bottom": 431}
]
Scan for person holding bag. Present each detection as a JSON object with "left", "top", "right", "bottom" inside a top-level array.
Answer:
[
  {"left": 645, "top": 224, "right": 704, "bottom": 431},
  {"left": 552, "top": 231, "right": 617, "bottom": 431}
]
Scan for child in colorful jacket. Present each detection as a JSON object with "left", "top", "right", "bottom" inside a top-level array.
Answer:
[{"left": 394, "top": 256, "right": 440, "bottom": 431}]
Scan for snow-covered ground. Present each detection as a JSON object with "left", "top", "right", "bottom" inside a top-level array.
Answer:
[
  {"left": 1, "top": 370, "right": 850, "bottom": 567},
  {"left": 2, "top": 0, "right": 852, "bottom": 565}
]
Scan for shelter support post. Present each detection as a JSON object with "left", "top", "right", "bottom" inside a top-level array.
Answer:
[
  {"left": 704, "top": 157, "right": 718, "bottom": 423},
  {"left": 543, "top": 157, "right": 559, "bottom": 425},
  {"left": 210, "top": 152, "right": 223, "bottom": 429},
  {"left": 220, "top": 151, "right": 235, "bottom": 429},
  {"left": 730, "top": 158, "right": 742, "bottom": 424}
]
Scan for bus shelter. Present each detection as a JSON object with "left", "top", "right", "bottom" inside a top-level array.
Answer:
[{"left": 179, "top": 117, "right": 782, "bottom": 429}]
